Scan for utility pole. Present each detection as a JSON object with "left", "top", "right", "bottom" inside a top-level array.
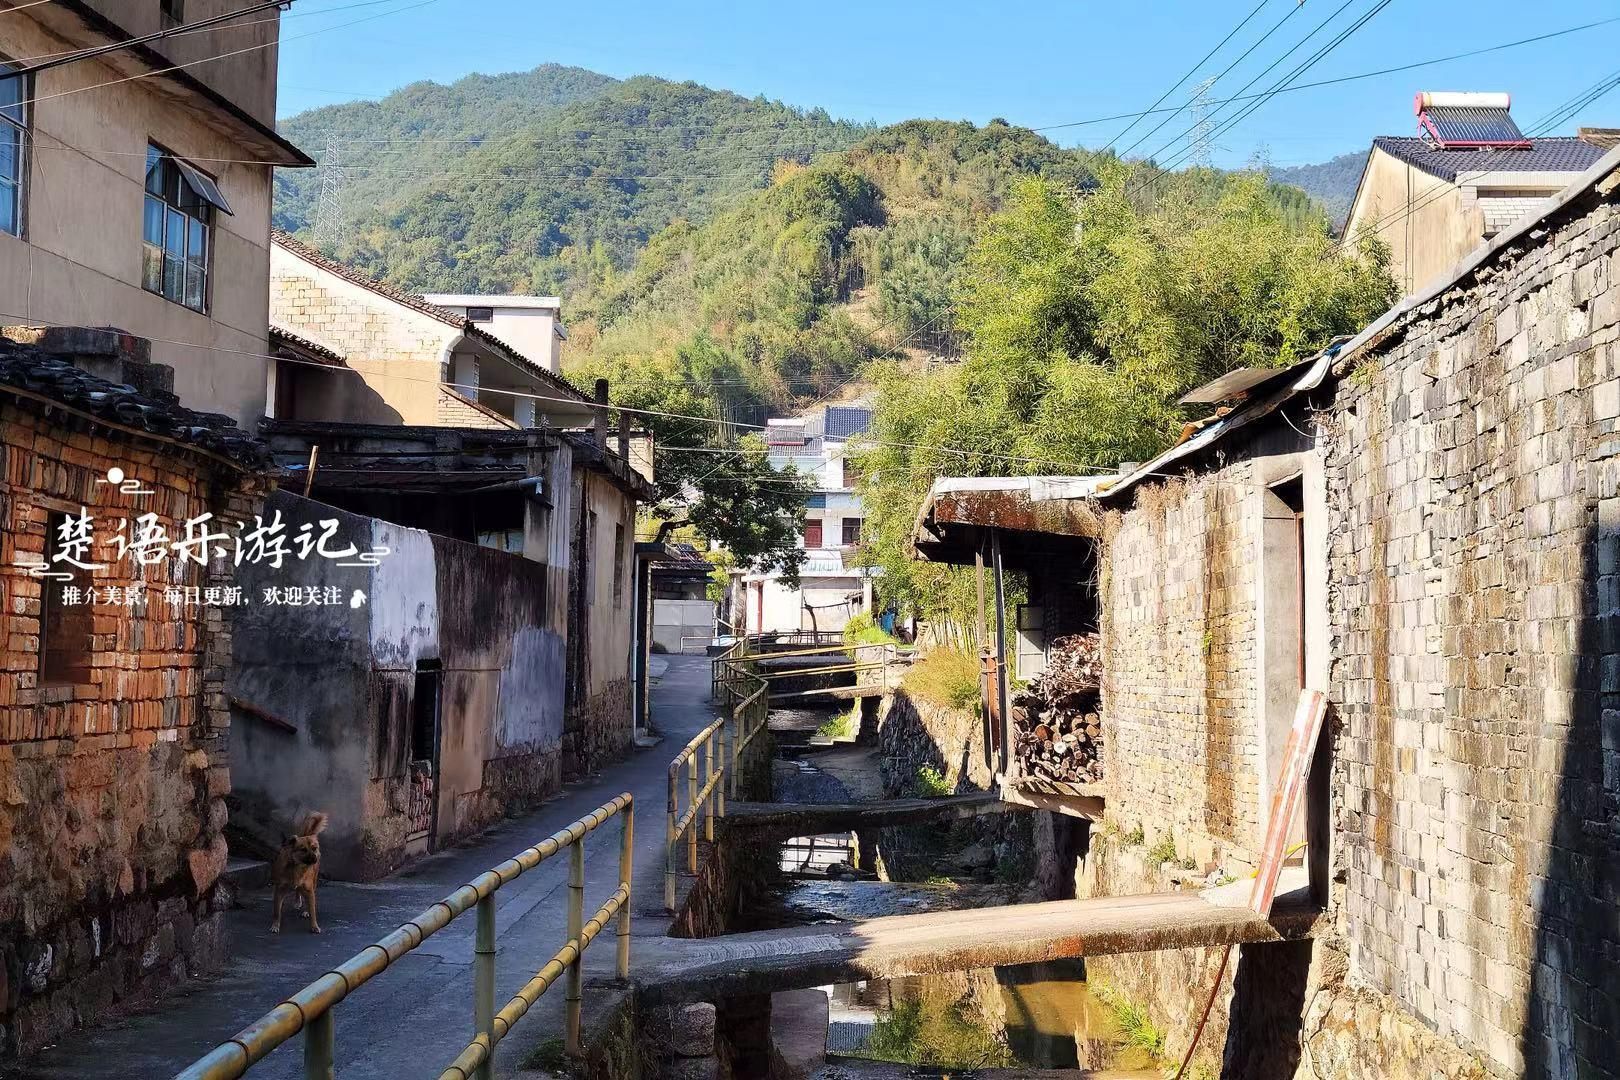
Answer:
[
  {"left": 315, "top": 136, "right": 344, "bottom": 245},
  {"left": 1189, "top": 76, "right": 1217, "bottom": 170}
]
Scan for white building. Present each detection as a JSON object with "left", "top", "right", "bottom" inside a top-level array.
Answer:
[
  {"left": 423, "top": 294, "right": 566, "bottom": 374},
  {"left": 740, "top": 404, "right": 875, "bottom": 635}
]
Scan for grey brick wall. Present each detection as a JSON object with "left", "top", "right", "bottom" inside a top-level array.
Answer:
[{"left": 1326, "top": 177, "right": 1620, "bottom": 1078}]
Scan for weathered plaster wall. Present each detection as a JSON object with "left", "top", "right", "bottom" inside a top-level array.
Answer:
[
  {"left": 563, "top": 467, "right": 635, "bottom": 774},
  {"left": 231, "top": 492, "right": 567, "bottom": 880},
  {"left": 0, "top": 403, "right": 256, "bottom": 1054},
  {"left": 0, "top": 16, "right": 278, "bottom": 425}
]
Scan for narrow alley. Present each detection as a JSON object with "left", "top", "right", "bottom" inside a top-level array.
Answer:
[{"left": 6, "top": 657, "right": 719, "bottom": 1080}]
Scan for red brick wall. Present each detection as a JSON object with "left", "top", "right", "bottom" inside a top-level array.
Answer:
[{"left": 0, "top": 398, "right": 258, "bottom": 1056}]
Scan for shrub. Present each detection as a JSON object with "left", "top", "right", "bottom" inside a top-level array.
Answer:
[
  {"left": 1147, "top": 833, "right": 1177, "bottom": 865},
  {"left": 902, "top": 647, "right": 980, "bottom": 711},
  {"left": 915, "top": 765, "right": 953, "bottom": 797},
  {"left": 1090, "top": 982, "right": 1166, "bottom": 1060},
  {"left": 817, "top": 708, "right": 859, "bottom": 740},
  {"left": 842, "top": 612, "right": 896, "bottom": 647}
]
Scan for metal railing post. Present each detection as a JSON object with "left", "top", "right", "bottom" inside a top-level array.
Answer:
[
  {"left": 473, "top": 893, "right": 496, "bottom": 1080},
  {"left": 686, "top": 757, "right": 699, "bottom": 870},
  {"left": 618, "top": 803, "right": 633, "bottom": 980},
  {"left": 664, "top": 773, "right": 678, "bottom": 912},
  {"left": 303, "top": 1009, "right": 334, "bottom": 1080},
  {"left": 565, "top": 842, "right": 584, "bottom": 1057},
  {"left": 728, "top": 712, "right": 740, "bottom": 800},
  {"left": 704, "top": 734, "right": 716, "bottom": 842}
]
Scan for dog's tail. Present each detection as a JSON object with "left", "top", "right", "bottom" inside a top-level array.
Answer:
[{"left": 298, "top": 811, "right": 329, "bottom": 837}]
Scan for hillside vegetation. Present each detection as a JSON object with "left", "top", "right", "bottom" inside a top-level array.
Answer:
[{"left": 276, "top": 68, "right": 870, "bottom": 297}]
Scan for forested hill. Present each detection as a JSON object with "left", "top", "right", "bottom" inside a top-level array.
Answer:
[
  {"left": 273, "top": 67, "right": 872, "bottom": 297},
  {"left": 1267, "top": 150, "right": 1365, "bottom": 227}
]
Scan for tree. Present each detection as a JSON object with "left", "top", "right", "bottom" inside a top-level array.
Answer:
[
  {"left": 859, "top": 168, "right": 1396, "bottom": 618},
  {"left": 570, "top": 346, "right": 813, "bottom": 584}
]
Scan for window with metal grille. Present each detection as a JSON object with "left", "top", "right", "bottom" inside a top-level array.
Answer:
[
  {"left": 466, "top": 306, "right": 495, "bottom": 322},
  {"left": 841, "top": 518, "right": 863, "bottom": 546},
  {"left": 0, "top": 61, "right": 28, "bottom": 237},
  {"left": 143, "top": 144, "right": 223, "bottom": 312}
]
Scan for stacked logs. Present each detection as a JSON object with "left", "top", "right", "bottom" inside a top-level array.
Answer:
[{"left": 1012, "top": 633, "right": 1104, "bottom": 783}]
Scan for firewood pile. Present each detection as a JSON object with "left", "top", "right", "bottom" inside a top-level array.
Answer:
[{"left": 1012, "top": 633, "right": 1104, "bottom": 783}]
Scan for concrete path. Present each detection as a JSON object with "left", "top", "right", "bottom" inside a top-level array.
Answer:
[{"left": 11, "top": 656, "right": 723, "bottom": 1080}]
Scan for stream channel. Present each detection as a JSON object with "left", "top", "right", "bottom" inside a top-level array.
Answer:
[{"left": 755, "top": 706, "right": 1160, "bottom": 1077}]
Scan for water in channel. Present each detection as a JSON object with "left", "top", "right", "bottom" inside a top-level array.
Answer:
[{"left": 768, "top": 727, "right": 1160, "bottom": 1075}]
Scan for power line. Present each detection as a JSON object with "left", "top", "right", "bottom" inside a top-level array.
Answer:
[
  {"left": 1116, "top": 0, "right": 1309, "bottom": 160},
  {"left": 1133, "top": 0, "right": 1395, "bottom": 193},
  {"left": 16, "top": 0, "right": 292, "bottom": 76},
  {"left": 1100, "top": 0, "right": 1274, "bottom": 153},
  {"left": 1132, "top": 0, "right": 1369, "bottom": 173}
]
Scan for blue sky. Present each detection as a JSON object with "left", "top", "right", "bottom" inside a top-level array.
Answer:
[{"left": 275, "top": 0, "right": 1620, "bottom": 168}]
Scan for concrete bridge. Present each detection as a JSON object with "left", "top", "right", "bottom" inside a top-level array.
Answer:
[{"left": 638, "top": 873, "right": 1320, "bottom": 1004}]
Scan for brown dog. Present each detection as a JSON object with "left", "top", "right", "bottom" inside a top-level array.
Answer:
[{"left": 270, "top": 811, "right": 327, "bottom": 934}]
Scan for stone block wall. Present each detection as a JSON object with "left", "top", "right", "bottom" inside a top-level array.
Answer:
[
  {"left": 1324, "top": 169, "right": 1620, "bottom": 1078},
  {"left": 1102, "top": 470, "right": 1266, "bottom": 872},
  {"left": 0, "top": 401, "right": 257, "bottom": 1055}
]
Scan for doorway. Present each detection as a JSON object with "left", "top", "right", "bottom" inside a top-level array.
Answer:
[{"left": 406, "top": 660, "right": 442, "bottom": 854}]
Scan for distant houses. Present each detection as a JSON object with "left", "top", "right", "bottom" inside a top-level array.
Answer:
[{"left": 739, "top": 404, "right": 876, "bottom": 637}]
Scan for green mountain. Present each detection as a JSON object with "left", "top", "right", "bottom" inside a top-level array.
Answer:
[
  {"left": 1267, "top": 150, "right": 1365, "bottom": 227},
  {"left": 274, "top": 67, "right": 871, "bottom": 297}
]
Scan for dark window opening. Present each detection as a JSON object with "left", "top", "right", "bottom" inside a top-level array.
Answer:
[
  {"left": 841, "top": 517, "right": 863, "bottom": 547},
  {"left": 466, "top": 306, "right": 495, "bottom": 323},
  {"left": 410, "top": 660, "right": 441, "bottom": 765},
  {"left": 612, "top": 522, "right": 626, "bottom": 609},
  {"left": 39, "top": 511, "right": 94, "bottom": 685},
  {"left": 161, "top": 0, "right": 185, "bottom": 25}
]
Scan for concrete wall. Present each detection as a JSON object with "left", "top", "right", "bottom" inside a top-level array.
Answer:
[
  {"left": 0, "top": 399, "right": 258, "bottom": 1055},
  {"left": 652, "top": 598, "right": 716, "bottom": 653},
  {"left": 1345, "top": 147, "right": 1476, "bottom": 297},
  {"left": 75, "top": 0, "right": 282, "bottom": 124},
  {"left": 0, "top": 17, "right": 280, "bottom": 424},
  {"left": 231, "top": 492, "right": 567, "bottom": 880}
]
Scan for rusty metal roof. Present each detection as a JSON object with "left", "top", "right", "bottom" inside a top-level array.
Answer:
[{"left": 912, "top": 475, "right": 1110, "bottom": 565}]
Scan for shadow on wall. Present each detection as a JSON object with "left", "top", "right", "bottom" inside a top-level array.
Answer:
[{"left": 1521, "top": 517, "right": 1619, "bottom": 1078}]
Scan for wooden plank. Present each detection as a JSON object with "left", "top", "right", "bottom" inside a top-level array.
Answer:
[
  {"left": 637, "top": 884, "right": 1320, "bottom": 1004},
  {"left": 1251, "top": 689, "right": 1328, "bottom": 915},
  {"left": 724, "top": 792, "right": 1018, "bottom": 832}
]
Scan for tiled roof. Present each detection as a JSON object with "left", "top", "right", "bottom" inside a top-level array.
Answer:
[
  {"left": 269, "top": 323, "right": 345, "bottom": 367},
  {"left": 1373, "top": 136, "right": 1605, "bottom": 183},
  {"left": 0, "top": 342, "right": 266, "bottom": 466}
]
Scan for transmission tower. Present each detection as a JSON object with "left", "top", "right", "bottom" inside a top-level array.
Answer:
[
  {"left": 314, "top": 136, "right": 344, "bottom": 244},
  {"left": 1188, "top": 77, "right": 1218, "bottom": 169}
]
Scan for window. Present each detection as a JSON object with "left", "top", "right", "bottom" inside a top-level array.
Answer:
[
  {"left": 466, "top": 306, "right": 495, "bottom": 323},
  {"left": 39, "top": 512, "right": 94, "bottom": 685},
  {"left": 803, "top": 519, "right": 823, "bottom": 548},
  {"left": 143, "top": 144, "right": 230, "bottom": 312},
  {"left": 0, "top": 60, "right": 28, "bottom": 237},
  {"left": 841, "top": 517, "right": 863, "bottom": 547},
  {"left": 161, "top": 0, "right": 185, "bottom": 25}
]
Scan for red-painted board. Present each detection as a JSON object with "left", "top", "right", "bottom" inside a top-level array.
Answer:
[{"left": 1249, "top": 689, "right": 1328, "bottom": 916}]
